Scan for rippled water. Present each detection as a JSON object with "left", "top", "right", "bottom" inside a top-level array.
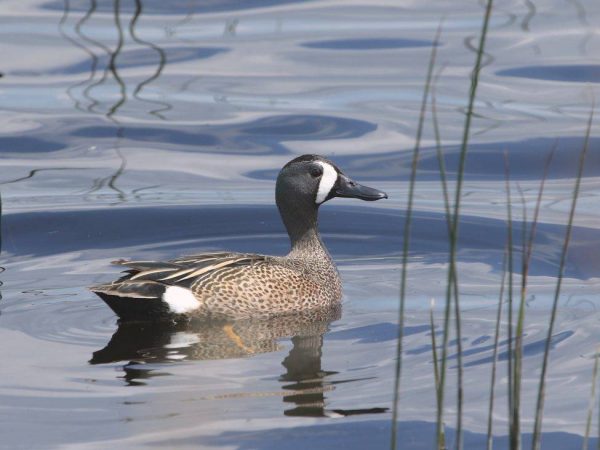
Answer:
[{"left": 1, "top": 0, "right": 600, "bottom": 448}]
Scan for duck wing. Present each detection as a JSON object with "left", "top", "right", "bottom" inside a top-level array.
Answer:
[{"left": 91, "top": 252, "right": 266, "bottom": 321}]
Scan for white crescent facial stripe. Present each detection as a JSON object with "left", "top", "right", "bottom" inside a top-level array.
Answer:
[
  {"left": 163, "top": 286, "right": 200, "bottom": 313},
  {"left": 315, "top": 161, "right": 338, "bottom": 204}
]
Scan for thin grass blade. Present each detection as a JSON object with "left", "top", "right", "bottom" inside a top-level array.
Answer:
[
  {"left": 390, "top": 23, "right": 442, "bottom": 450},
  {"left": 531, "top": 103, "right": 594, "bottom": 450},
  {"left": 583, "top": 347, "right": 600, "bottom": 450},
  {"left": 437, "top": 2, "right": 494, "bottom": 448},
  {"left": 503, "top": 151, "right": 516, "bottom": 449},
  {"left": 486, "top": 248, "right": 508, "bottom": 450}
]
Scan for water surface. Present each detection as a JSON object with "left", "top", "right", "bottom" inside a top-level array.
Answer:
[{"left": 1, "top": 0, "right": 600, "bottom": 448}]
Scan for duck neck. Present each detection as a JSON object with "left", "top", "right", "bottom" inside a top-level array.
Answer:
[{"left": 277, "top": 197, "right": 330, "bottom": 259}]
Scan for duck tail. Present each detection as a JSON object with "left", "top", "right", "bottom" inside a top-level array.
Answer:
[{"left": 90, "top": 282, "right": 173, "bottom": 322}]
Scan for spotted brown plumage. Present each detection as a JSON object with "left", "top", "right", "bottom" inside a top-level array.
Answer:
[{"left": 90, "top": 154, "right": 387, "bottom": 321}]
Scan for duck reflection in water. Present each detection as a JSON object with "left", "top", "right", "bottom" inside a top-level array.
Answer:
[{"left": 91, "top": 306, "right": 387, "bottom": 417}]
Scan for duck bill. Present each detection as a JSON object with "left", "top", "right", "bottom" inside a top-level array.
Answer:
[{"left": 335, "top": 175, "right": 388, "bottom": 201}]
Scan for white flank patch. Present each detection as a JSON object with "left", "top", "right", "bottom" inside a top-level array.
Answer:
[
  {"left": 315, "top": 161, "right": 338, "bottom": 204},
  {"left": 162, "top": 286, "right": 200, "bottom": 314}
]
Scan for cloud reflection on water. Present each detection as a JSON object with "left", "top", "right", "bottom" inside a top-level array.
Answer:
[{"left": 1, "top": 0, "right": 600, "bottom": 447}]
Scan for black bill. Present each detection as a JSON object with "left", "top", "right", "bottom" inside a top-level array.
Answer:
[{"left": 334, "top": 175, "right": 388, "bottom": 201}]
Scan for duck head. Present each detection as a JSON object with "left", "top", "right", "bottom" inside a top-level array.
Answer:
[
  {"left": 276, "top": 154, "right": 388, "bottom": 207},
  {"left": 275, "top": 155, "right": 387, "bottom": 249}
]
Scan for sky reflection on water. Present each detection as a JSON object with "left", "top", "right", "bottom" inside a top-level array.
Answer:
[{"left": 0, "top": 0, "right": 600, "bottom": 448}]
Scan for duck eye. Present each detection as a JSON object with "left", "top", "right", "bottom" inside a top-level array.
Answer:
[{"left": 309, "top": 166, "right": 323, "bottom": 178}]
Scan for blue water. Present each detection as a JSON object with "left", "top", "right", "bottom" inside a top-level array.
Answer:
[{"left": 1, "top": 0, "right": 600, "bottom": 448}]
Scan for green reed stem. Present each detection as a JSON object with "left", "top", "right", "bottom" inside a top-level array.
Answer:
[
  {"left": 437, "top": 2, "right": 493, "bottom": 448},
  {"left": 531, "top": 104, "right": 594, "bottom": 450},
  {"left": 429, "top": 298, "right": 446, "bottom": 447},
  {"left": 432, "top": 61, "right": 464, "bottom": 450},
  {"left": 524, "top": 145, "right": 556, "bottom": 279},
  {"left": 390, "top": 24, "right": 442, "bottom": 450},
  {"left": 432, "top": 62, "right": 456, "bottom": 450},
  {"left": 503, "top": 151, "right": 515, "bottom": 449},
  {"left": 511, "top": 185, "right": 528, "bottom": 450},
  {"left": 583, "top": 348, "right": 600, "bottom": 450},
  {"left": 486, "top": 248, "right": 507, "bottom": 450},
  {"left": 432, "top": 64, "right": 451, "bottom": 224},
  {"left": 511, "top": 147, "right": 555, "bottom": 449},
  {"left": 430, "top": 299, "right": 441, "bottom": 401},
  {"left": 452, "top": 253, "right": 464, "bottom": 450}
]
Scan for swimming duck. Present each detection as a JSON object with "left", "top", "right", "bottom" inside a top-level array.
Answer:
[{"left": 91, "top": 154, "right": 387, "bottom": 321}]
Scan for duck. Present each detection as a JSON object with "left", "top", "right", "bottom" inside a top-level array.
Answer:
[{"left": 91, "top": 154, "right": 387, "bottom": 321}]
